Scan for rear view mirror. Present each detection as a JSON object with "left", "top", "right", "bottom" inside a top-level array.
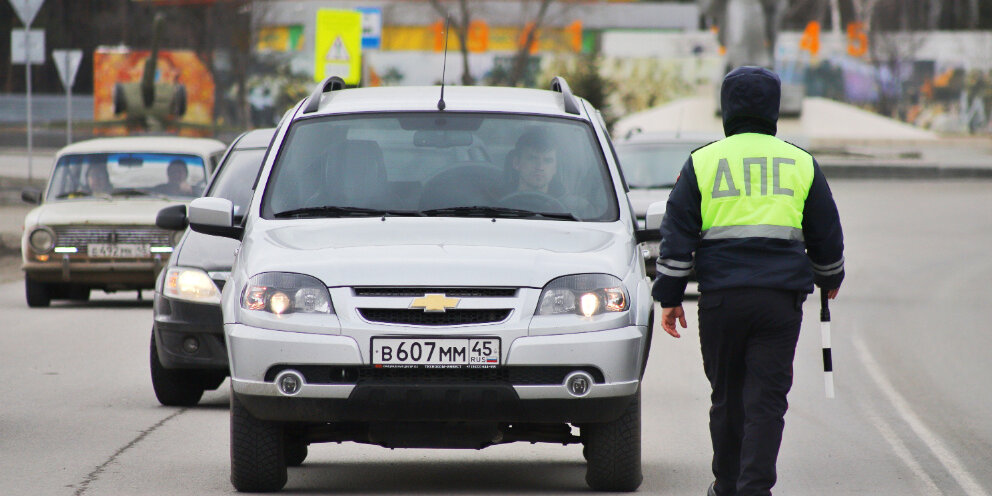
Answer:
[
  {"left": 413, "top": 130, "right": 474, "bottom": 148},
  {"left": 118, "top": 156, "right": 144, "bottom": 167},
  {"left": 21, "top": 188, "right": 42, "bottom": 205},
  {"left": 156, "top": 204, "right": 188, "bottom": 230}
]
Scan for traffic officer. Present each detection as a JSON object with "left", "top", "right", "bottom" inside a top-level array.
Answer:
[{"left": 652, "top": 66, "right": 845, "bottom": 496}]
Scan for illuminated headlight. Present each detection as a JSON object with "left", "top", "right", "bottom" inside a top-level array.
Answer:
[
  {"left": 241, "top": 272, "right": 333, "bottom": 315},
  {"left": 537, "top": 274, "right": 628, "bottom": 317},
  {"left": 164, "top": 267, "right": 221, "bottom": 304},
  {"left": 29, "top": 227, "right": 56, "bottom": 254}
]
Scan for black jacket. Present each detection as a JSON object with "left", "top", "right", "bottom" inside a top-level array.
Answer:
[{"left": 651, "top": 67, "right": 845, "bottom": 307}]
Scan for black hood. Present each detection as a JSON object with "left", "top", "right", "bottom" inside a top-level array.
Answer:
[{"left": 721, "top": 66, "right": 781, "bottom": 137}]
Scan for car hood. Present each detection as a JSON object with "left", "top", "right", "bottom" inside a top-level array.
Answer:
[
  {"left": 627, "top": 188, "right": 671, "bottom": 218},
  {"left": 29, "top": 199, "right": 185, "bottom": 227},
  {"left": 240, "top": 217, "right": 636, "bottom": 288}
]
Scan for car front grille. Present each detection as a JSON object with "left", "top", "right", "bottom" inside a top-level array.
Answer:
[
  {"left": 263, "top": 365, "right": 605, "bottom": 385},
  {"left": 357, "top": 308, "right": 512, "bottom": 326},
  {"left": 53, "top": 226, "right": 171, "bottom": 248},
  {"left": 353, "top": 287, "right": 517, "bottom": 297}
]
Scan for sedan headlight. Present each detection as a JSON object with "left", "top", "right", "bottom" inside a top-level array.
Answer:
[
  {"left": 164, "top": 267, "right": 221, "bottom": 304},
  {"left": 537, "top": 274, "right": 628, "bottom": 317},
  {"left": 28, "top": 227, "right": 56, "bottom": 254},
  {"left": 241, "top": 272, "right": 333, "bottom": 315}
]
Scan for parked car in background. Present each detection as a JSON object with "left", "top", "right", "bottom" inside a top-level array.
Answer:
[
  {"left": 151, "top": 128, "right": 275, "bottom": 407},
  {"left": 20, "top": 136, "right": 227, "bottom": 307},
  {"left": 614, "top": 131, "right": 720, "bottom": 276}
]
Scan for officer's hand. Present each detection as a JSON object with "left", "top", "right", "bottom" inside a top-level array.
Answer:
[
  {"left": 661, "top": 306, "right": 686, "bottom": 338},
  {"left": 827, "top": 288, "right": 839, "bottom": 299}
]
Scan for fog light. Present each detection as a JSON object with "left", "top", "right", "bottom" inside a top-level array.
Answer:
[
  {"left": 564, "top": 371, "right": 594, "bottom": 397},
  {"left": 275, "top": 370, "right": 304, "bottom": 396},
  {"left": 182, "top": 336, "right": 200, "bottom": 354}
]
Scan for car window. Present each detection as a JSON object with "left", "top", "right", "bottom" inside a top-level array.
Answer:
[
  {"left": 261, "top": 113, "right": 619, "bottom": 222},
  {"left": 206, "top": 148, "right": 267, "bottom": 218},
  {"left": 46, "top": 153, "right": 207, "bottom": 201},
  {"left": 615, "top": 143, "right": 698, "bottom": 188}
]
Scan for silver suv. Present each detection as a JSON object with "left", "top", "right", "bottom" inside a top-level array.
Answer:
[{"left": 189, "top": 77, "right": 662, "bottom": 493}]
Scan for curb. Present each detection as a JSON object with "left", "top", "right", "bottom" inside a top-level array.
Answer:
[{"left": 820, "top": 163, "right": 992, "bottom": 179}]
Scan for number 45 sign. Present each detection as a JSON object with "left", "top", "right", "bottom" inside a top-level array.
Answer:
[{"left": 798, "top": 21, "right": 869, "bottom": 58}]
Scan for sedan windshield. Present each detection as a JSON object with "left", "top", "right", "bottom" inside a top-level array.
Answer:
[
  {"left": 261, "top": 113, "right": 619, "bottom": 221},
  {"left": 47, "top": 152, "right": 207, "bottom": 201},
  {"left": 615, "top": 143, "right": 702, "bottom": 189}
]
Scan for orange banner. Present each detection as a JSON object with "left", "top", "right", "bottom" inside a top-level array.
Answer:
[{"left": 93, "top": 48, "right": 214, "bottom": 136}]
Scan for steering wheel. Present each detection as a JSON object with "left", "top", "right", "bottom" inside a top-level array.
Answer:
[{"left": 499, "top": 191, "right": 568, "bottom": 213}]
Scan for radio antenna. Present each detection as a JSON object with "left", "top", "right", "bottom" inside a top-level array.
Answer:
[{"left": 437, "top": 15, "right": 450, "bottom": 111}]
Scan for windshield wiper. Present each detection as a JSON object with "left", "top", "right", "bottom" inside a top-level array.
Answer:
[
  {"left": 54, "top": 190, "right": 113, "bottom": 200},
  {"left": 631, "top": 182, "right": 677, "bottom": 189},
  {"left": 422, "top": 205, "right": 578, "bottom": 221},
  {"left": 274, "top": 206, "right": 425, "bottom": 218},
  {"left": 110, "top": 188, "right": 151, "bottom": 197},
  {"left": 55, "top": 190, "right": 91, "bottom": 199}
]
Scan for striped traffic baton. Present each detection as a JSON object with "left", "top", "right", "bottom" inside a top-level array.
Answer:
[{"left": 820, "top": 289, "right": 835, "bottom": 398}]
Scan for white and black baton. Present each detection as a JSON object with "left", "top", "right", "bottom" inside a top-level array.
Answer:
[{"left": 819, "top": 289, "right": 835, "bottom": 399}]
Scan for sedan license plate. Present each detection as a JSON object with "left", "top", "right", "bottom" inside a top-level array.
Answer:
[
  {"left": 372, "top": 338, "right": 500, "bottom": 368},
  {"left": 87, "top": 243, "right": 150, "bottom": 258}
]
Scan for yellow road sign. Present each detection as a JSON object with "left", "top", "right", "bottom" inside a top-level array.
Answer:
[{"left": 314, "top": 9, "right": 362, "bottom": 84}]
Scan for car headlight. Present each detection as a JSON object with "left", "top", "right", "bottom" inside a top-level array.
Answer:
[
  {"left": 537, "top": 274, "right": 628, "bottom": 317},
  {"left": 28, "top": 227, "right": 56, "bottom": 254},
  {"left": 241, "top": 272, "right": 333, "bottom": 315},
  {"left": 164, "top": 267, "right": 222, "bottom": 304}
]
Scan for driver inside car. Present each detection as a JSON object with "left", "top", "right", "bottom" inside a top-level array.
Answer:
[{"left": 503, "top": 127, "right": 595, "bottom": 216}]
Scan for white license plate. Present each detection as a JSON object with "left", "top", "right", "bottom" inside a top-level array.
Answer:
[
  {"left": 372, "top": 338, "right": 500, "bottom": 367},
  {"left": 87, "top": 243, "right": 150, "bottom": 258}
]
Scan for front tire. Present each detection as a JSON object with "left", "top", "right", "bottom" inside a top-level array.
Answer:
[
  {"left": 150, "top": 331, "right": 205, "bottom": 406},
  {"left": 582, "top": 389, "right": 643, "bottom": 492},
  {"left": 25, "top": 277, "right": 51, "bottom": 307},
  {"left": 230, "top": 392, "right": 288, "bottom": 492}
]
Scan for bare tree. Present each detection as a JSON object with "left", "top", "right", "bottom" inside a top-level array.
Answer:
[
  {"left": 427, "top": 0, "right": 476, "bottom": 85},
  {"left": 505, "top": 0, "right": 555, "bottom": 87}
]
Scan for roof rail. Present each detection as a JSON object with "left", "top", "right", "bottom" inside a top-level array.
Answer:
[
  {"left": 550, "top": 76, "right": 581, "bottom": 115},
  {"left": 303, "top": 76, "right": 346, "bottom": 114}
]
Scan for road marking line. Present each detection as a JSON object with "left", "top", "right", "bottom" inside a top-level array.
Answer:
[
  {"left": 861, "top": 403, "right": 942, "bottom": 495},
  {"left": 853, "top": 333, "right": 989, "bottom": 496}
]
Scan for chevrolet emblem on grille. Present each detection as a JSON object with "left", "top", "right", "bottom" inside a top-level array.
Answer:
[{"left": 409, "top": 293, "right": 460, "bottom": 312}]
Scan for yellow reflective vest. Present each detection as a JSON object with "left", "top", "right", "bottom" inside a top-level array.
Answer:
[{"left": 691, "top": 133, "right": 815, "bottom": 242}]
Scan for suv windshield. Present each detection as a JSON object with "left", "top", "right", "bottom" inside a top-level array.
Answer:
[
  {"left": 261, "top": 113, "right": 619, "bottom": 221},
  {"left": 47, "top": 152, "right": 207, "bottom": 200}
]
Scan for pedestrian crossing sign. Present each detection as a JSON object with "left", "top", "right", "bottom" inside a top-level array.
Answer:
[{"left": 314, "top": 9, "right": 362, "bottom": 85}]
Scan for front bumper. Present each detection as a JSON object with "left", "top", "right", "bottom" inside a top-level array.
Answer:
[
  {"left": 227, "top": 323, "right": 645, "bottom": 423},
  {"left": 23, "top": 256, "right": 166, "bottom": 288},
  {"left": 153, "top": 294, "right": 227, "bottom": 370}
]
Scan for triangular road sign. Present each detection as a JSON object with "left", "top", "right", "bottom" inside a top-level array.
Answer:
[
  {"left": 52, "top": 49, "right": 83, "bottom": 89},
  {"left": 9, "top": 0, "right": 45, "bottom": 26},
  {"left": 325, "top": 36, "right": 349, "bottom": 62}
]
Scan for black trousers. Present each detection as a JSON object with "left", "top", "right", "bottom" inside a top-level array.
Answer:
[{"left": 698, "top": 288, "right": 804, "bottom": 496}]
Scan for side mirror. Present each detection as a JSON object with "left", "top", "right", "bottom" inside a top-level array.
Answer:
[
  {"left": 634, "top": 201, "right": 666, "bottom": 243},
  {"left": 644, "top": 201, "right": 666, "bottom": 231},
  {"left": 188, "top": 197, "right": 242, "bottom": 240},
  {"left": 21, "top": 188, "right": 42, "bottom": 205},
  {"left": 156, "top": 204, "right": 188, "bottom": 230}
]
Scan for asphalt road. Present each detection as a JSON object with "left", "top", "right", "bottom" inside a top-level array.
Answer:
[{"left": 1, "top": 179, "right": 990, "bottom": 496}]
